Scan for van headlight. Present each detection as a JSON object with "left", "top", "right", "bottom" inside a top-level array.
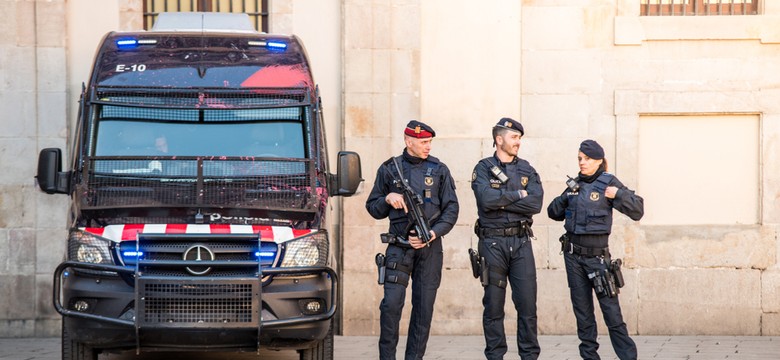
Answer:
[
  {"left": 280, "top": 231, "right": 328, "bottom": 267},
  {"left": 68, "top": 230, "right": 113, "bottom": 265}
]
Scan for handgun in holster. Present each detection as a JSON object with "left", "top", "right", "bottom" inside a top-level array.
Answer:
[
  {"left": 610, "top": 258, "right": 625, "bottom": 289},
  {"left": 375, "top": 253, "right": 386, "bottom": 285},
  {"left": 468, "top": 248, "right": 481, "bottom": 279},
  {"left": 559, "top": 233, "right": 570, "bottom": 254}
]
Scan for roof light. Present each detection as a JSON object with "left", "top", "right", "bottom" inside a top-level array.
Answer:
[
  {"left": 116, "top": 39, "right": 138, "bottom": 49},
  {"left": 248, "top": 40, "right": 288, "bottom": 51},
  {"left": 137, "top": 39, "right": 158, "bottom": 45},
  {"left": 266, "top": 41, "right": 287, "bottom": 50}
]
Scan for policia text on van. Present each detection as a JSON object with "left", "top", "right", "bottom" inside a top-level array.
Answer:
[{"left": 36, "top": 13, "right": 362, "bottom": 360}]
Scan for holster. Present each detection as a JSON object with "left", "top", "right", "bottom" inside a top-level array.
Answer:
[
  {"left": 559, "top": 233, "right": 570, "bottom": 254},
  {"left": 589, "top": 268, "right": 619, "bottom": 298},
  {"left": 610, "top": 258, "right": 625, "bottom": 288},
  {"left": 468, "top": 248, "right": 481, "bottom": 279},
  {"left": 375, "top": 253, "right": 386, "bottom": 285}
]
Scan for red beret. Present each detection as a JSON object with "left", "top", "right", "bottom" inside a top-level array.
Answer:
[{"left": 404, "top": 120, "right": 436, "bottom": 138}]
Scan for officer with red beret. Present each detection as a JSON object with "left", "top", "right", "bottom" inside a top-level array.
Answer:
[
  {"left": 547, "top": 139, "right": 644, "bottom": 360},
  {"left": 471, "top": 117, "right": 544, "bottom": 360},
  {"left": 366, "top": 120, "right": 460, "bottom": 360}
]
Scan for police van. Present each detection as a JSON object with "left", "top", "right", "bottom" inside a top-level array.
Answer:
[{"left": 35, "top": 12, "right": 361, "bottom": 360}]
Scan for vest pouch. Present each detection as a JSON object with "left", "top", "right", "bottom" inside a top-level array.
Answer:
[{"left": 584, "top": 209, "right": 612, "bottom": 233}]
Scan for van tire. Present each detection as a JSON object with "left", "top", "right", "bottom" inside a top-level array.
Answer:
[
  {"left": 299, "top": 322, "right": 333, "bottom": 360},
  {"left": 62, "top": 322, "right": 98, "bottom": 360}
]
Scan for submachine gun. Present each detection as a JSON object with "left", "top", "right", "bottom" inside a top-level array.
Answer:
[{"left": 382, "top": 157, "right": 435, "bottom": 246}]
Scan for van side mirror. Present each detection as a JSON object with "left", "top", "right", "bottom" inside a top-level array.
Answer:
[
  {"left": 329, "top": 151, "right": 363, "bottom": 197},
  {"left": 36, "top": 148, "right": 70, "bottom": 194}
]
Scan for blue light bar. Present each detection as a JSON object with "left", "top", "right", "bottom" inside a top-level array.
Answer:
[
  {"left": 266, "top": 41, "right": 287, "bottom": 50},
  {"left": 122, "top": 251, "right": 144, "bottom": 257},
  {"left": 256, "top": 251, "right": 276, "bottom": 258},
  {"left": 116, "top": 39, "right": 138, "bottom": 49}
]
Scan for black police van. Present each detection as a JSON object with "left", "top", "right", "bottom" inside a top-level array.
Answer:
[{"left": 35, "top": 12, "right": 361, "bottom": 360}]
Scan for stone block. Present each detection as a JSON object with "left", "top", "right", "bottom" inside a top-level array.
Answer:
[
  {"left": 0, "top": 185, "right": 37, "bottom": 228},
  {"left": 0, "top": 91, "right": 36, "bottom": 138},
  {"left": 433, "top": 138, "right": 482, "bottom": 182},
  {"left": 342, "top": 272, "right": 380, "bottom": 324},
  {"left": 537, "top": 268, "right": 576, "bottom": 335},
  {"left": 344, "top": 92, "right": 373, "bottom": 138},
  {"left": 390, "top": 49, "right": 419, "bottom": 93},
  {"left": 761, "top": 269, "right": 780, "bottom": 313},
  {"left": 435, "top": 268, "right": 483, "bottom": 332},
  {"left": 36, "top": 48, "right": 66, "bottom": 92},
  {"left": 36, "top": 228, "right": 67, "bottom": 275},
  {"left": 761, "top": 313, "right": 780, "bottom": 336},
  {"left": 37, "top": 91, "right": 67, "bottom": 138},
  {"left": 8, "top": 229, "right": 35, "bottom": 275},
  {"left": 0, "top": 275, "right": 35, "bottom": 319},
  {"left": 372, "top": 3, "right": 391, "bottom": 49},
  {"left": 344, "top": 2, "right": 372, "bottom": 49},
  {"left": 638, "top": 269, "right": 761, "bottom": 335},
  {"left": 35, "top": 190, "right": 69, "bottom": 232},
  {"left": 441, "top": 225, "right": 474, "bottom": 271},
  {"left": 0, "top": 320, "right": 35, "bottom": 337},
  {"left": 522, "top": 95, "right": 590, "bottom": 139},
  {"left": 372, "top": 49, "right": 391, "bottom": 93},
  {"left": 15, "top": 0, "right": 35, "bottom": 47},
  {"left": 35, "top": 0, "right": 66, "bottom": 48},
  {"left": 37, "top": 274, "right": 58, "bottom": 319},
  {"left": 389, "top": 92, "right": 420, "bottom": 126},
  {"left": 522, "top": 49, "right": 603, "bottom": 95},
  {"left": 523, "top": 6, "right": 586, "bottom": 50},
  {"left": 390, "top": 3, "right": 420, "bottom": 50},
  {"left": 0, "top": 2, "right": 16, "bottom": 46},
  {"left": 342, "top": 225, "right": 387, "bottom": 272},
  {"left": 635, "top": 226, "right": 775, "bottom": 269},
  {"left": 370, "top": 93, "right": 392, "bottom": 138},
  {"left": 344, "top": 49, "right": 373, "bottom": 93},
  {"left": 35, "top": 318, "right": 61, "bottom": 337},
  {"left": 2, "top": 47, "right": 35, "bottom": 91}
]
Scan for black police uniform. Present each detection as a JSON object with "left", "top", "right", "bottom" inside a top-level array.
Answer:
[
  {"left": 366, "top": 149, "right": 459, "bottom": 360},
  {"left": 547, "top": 170, "right": 643, "bottom": 360},
  {"left": 472, "top": 153, "right": 543, "bottom": 360}
]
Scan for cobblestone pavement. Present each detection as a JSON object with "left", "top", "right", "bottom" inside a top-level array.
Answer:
[{"left": 1, "top": 335, "right": 779, "bottom": 359}]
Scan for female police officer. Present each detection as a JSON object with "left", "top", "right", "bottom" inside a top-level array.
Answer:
[{"left": 547, "top": 140, "right": 643, "bottom": 360}]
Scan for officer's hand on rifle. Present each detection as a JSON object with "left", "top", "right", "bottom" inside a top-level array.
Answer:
[
  {"left": 385, "top": 193, "right": 408, "bottom": 213},
  {"left": 408, "top": 230, "right": 436, "bottom": 249}
]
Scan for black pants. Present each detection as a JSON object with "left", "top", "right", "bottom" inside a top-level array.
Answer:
[
  {"left": 564, "top": 251, "right": 637, "bottom": 360},
  {"left": 479, "top": 235, "right": 539, "bottom": 360},
  {"left": 378, "top": 241, "right": 443, "bottom": 360}
]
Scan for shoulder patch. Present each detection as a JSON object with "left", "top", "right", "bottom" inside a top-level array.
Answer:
[{"left": 471, "top": 170, "right": 477, "bottom": 181}]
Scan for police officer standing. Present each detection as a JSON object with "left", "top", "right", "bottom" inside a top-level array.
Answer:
[
  {"left": 471, "top": 118, "right": 543, "bottom": 360},
  {"left": 366, "top": 120, "right": 459, "bottom": 360},
  {"left": 547, "top": 140, "right": 644, "bottom": 360}
]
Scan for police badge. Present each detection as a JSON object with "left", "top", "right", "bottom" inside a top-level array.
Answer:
[
  {"left": 472, "top": 171, "right": 477, "bottom": 181},
  {"left": 424, "top": 176, "right": 434, "bottom": 186},
  {"left": 590, "top": 192, "right": 600, "bottom": 201},
  {"left": 521, "top": 177, "right": 528, "bottom": 186}
]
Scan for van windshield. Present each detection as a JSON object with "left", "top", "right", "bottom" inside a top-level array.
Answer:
[{"left": 92, "top": 105, "right": 306, "bottom": 158}]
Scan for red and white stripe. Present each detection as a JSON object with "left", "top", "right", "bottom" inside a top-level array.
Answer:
[{"left": 80, "top": 224, "right": 316, "bottom": 244}]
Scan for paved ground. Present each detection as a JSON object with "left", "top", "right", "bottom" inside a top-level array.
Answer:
[{"left": 1, "top": 335, "right": 779, "bottom": 359}]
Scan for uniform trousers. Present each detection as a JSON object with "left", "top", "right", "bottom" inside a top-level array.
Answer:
[
  {"left": 379, "top": 242, "right": 443, "bottom": 360},
  {"left": 563, "top": 251, "right": 637, "bottom": 360},
  {"left": 479, "top": 234, "right": 539, "bottom": 360}
]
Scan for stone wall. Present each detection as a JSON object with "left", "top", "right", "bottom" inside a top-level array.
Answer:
[{"left": 341, "top": 0, "right": 780, "bottom": 336}]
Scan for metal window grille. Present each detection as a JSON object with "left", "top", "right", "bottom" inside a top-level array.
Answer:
[
  {"left": 144, "top": 0, "right": 269, "bottom": 31},
  {"left": 640, "top": 0, "right": 758, "bottom": 16}
]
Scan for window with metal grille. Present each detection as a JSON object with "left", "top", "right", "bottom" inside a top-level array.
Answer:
[
  {"left": 640, "top": 0, "right": 757, "bottom": 16},
  {"left": 144, "top": 0, "right": 269, "bottom": 31}
]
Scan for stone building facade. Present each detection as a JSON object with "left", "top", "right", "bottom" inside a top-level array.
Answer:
[{"left": 1, "top": 0, "right": 778, "bottom": 337}]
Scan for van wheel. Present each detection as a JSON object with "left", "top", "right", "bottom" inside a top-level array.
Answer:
[
  {"left": 299, "top": 322, "right": 334, "bottom": 360},
  {"left": 62, "top": 321, "right": 98, "bottom": 360}
]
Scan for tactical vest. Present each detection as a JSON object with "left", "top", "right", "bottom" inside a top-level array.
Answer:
[
  {"left": 387, "top": 156, "right": 442, "bottom": 227},
  {"left": 476, "top": 157, "right": 534, "bottom": 225},
  {"left": 564, "top": 173, "right": 613, "bottom": 235}
]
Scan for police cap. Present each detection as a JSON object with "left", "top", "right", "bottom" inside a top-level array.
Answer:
[
  {"left": 494, "top": 117, "right": 524, "bottom": 136},
  {"left": 404, "top": 120, "right": 436, "bottom": 138},
  {"left": 579, "top": 139, "right": 605, "bottom": 160}
]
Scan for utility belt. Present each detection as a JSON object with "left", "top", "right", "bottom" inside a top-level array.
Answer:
[
  {"left": 380, "top": 232, "right": 412, "bottom": 248},
  {"left": 559, "top": 233, "right": 609, "bottom": 257},
  {"left": 474, "top": 221, "right": 534, "bottom": 239}
]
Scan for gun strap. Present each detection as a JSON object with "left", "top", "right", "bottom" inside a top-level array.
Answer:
[{"left": 488, "top": 265, "right": 508, "bottom": 289}]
